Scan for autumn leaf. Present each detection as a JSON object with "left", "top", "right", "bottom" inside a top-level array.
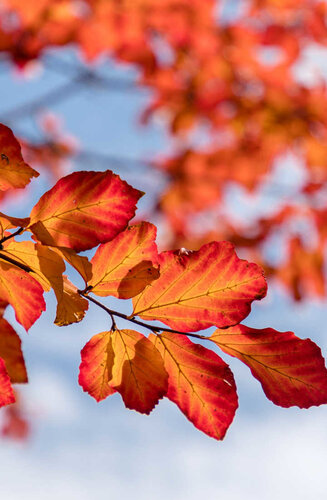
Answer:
[
  {"left": 1, "top": 240, "right": 65, "bottom": 291},
  {"left": 0, "top": 260, "right": 45, "bottom": 331},
  {"left": 1, "top": 241, "right": 88, "bottom": 326},
  {"left": 133, "top": 241, "right": 267, "bottom": 331},
  {"left": 89, "top": 222, "right": 159, "bottom": 299},
  {"left": 210, "top": 324, "right": 327, "bottom": 408},
  {"left": 0, "top": 318, "right": 27, "bottom": 383},
  {"left": 0, "top": 212, "right": 30, "bottom": 240},
  {"left": 79, "top": 329, "right": 168, "bottom": 414},
  {"left": 53, "top": 247, "right": 92, "bottom": 284},
  {"left": 54, "top": 275, "right": 88, "bottom": 326},
  {"left": 0, "top": 358, "right": 15, "bottom": 408},
  {"left": 29, "top": 170, "right": 143, "bottom": 251},
  {"left": 79, "top": 331, "right": 116, "bottom": 402},
  {"left": 0, "top": 124, "right": 39, "bottom": 191},
  {"left": 149, "top": 332, "right": 238, "bottom": 440}
]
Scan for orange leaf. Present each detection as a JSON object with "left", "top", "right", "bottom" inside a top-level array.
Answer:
[
  {"left": 53, "top": 247, "right": 92, "bottom": 284},
  {"left": 0, "top": 260, "right": 45, "bottom": 331},
  {"left": 0, "top": 212, "right": 30, "bottom": 240},
  {"left": 79, "top": 331, "right": 117, "bottom": 402},
  {"left": 149, "top": 333, "right": 238, "bottom": 441},
  {"left": 109, "top": 329, "right": 168, "bottom": 414},
  {"left": 210, "top": 325, "right": 327, "bottom": 408},
  {"left": 79, "top": 329, "right": 168, "bottom": 414},
  {"left": 29, "top": 170, "right": 143, "bottom": 251},
  {"left": 54, "top": 275, "right": 88, "bottom": 326},
  {"left": 89, "top": 222, "right": 159, "bottom": 299},
  {"left": 0, "top": 358, "right": 15, "bottom": 408},
  {"left": 0, "top": 318, "right": 27, "bottom": 383},
  {"left": 0, "top": 124, "right": 39, "bottom": 191},
  {"left": 1, "top": 240, "right": 65, "bottom": 291},
  {"left": 133, "top": 241, "right": 267, "bottom": 331},
  {"left": 1, "top": 242, "right": 88, "bottom": 326}
]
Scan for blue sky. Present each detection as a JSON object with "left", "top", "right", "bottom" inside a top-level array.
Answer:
[{"left": 0, "top": 45, "right": 326, "bottom": 500}]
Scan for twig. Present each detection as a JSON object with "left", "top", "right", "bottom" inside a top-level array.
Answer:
[
  {"left": 79, "top": 291, "right": 207, "bottom": 341},
  {"left": 0, "top": 253, "right": 33, "bottom": 273}
]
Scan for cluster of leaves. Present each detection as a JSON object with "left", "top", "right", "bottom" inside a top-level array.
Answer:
[
  {"left": 1, "top": 0, "right": 327, "bottom": 300},
  {"left": 0, "top": 124, "right": 326, "bottom": 441}
]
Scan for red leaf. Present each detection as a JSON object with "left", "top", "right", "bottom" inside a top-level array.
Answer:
[
  {"left": 89, "top": 222, "right": 159, "bottom": 298},
  {"left": 0, "top": 318, "right": 27, "bottom": 383},
  {"left": 0, "top": 358, "right": 15, "bottom": 408},
  {"left": 149, "top": 332, "right": 238, "bottom": 440},
  {"left": 29, "top": 170, "right": 143, "bottom": 251},
  {"left": 79, "top": 329, "right": 168, "bottom": 414},
  {"left": 0, "top": 124, "right": 39, "bottom": 191},
  {"left": 210, "top": 324, "right": 327, "bottom": 408},
  {"left": 79, "top": 331, "right": 116, "bottom": 402},
  {"left": 133, "top": 241, "right": 267, "bottom": 331},
  {"left": 0, "top": 260, "right": 45, "bottom": 331}
]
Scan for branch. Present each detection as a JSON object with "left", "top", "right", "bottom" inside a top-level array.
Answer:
[
  {"left": 0, "top": 227, "right": 24, "bottom": 245},
  {"left": 79, "top": 291, "right": 207, "bottom": 341},
  {"left": 0, "top": 253, "right": 33, "bottom": 273}
]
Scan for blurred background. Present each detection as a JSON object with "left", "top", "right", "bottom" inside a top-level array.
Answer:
[{"left": 0, "top": 1, "right": 326, "bottom": 498}]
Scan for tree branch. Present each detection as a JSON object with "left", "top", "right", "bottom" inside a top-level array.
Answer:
[{"left": 79, "top": 291, "right": 207, "bottom": 341}]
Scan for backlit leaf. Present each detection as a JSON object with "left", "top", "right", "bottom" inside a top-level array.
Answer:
[
  {"left": 53, "top": 247, "right": 92, "bottom": 284},
  {"left": 89, "top": 222, "right": 159, "bottom": 299},
  {"left": 29, "top": 170, "right": 143, "bottom": 251},
  {"left": 0, "top": 260, "right": 45, "bottom": 331},
  {"left": 210, "top": 325, "right": 327, "bottom": 408},
  {"left": 0, "top": 358, "right": 15, "bottom": 408},
  {"left": 109, "top": 329, "right": 168, "bottom": 414},
  {"left": 79, "top": 331, "right": 116, "bottom": 402},
  {"left": 54, "top": 275, "right": 88, "bottom": 326},
  {"left": 0, "top": 212, "right": 30, "bottom": 240},
  {"left": 79, "top": 329, "right": 168, "bottom": 414},
  {"left": 0, "top": 124, "right": 39, "bottom": 191},
  {"left": 0, "top": 318, "right": 27, "bottom": 383},
  {"left": 149, "top": 332, "right": 238, "bottom": 440},
  {"left": 133, "top": 241, "right": 267, "bottom": 331}
]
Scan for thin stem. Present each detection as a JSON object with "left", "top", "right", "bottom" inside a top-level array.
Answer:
[
  {"left": 79, "top": 292, "right": 207, "bottom": 341},
  {"left": 0, "top": 227, "right": 24, "bottom": 245},
  {"left": 0, "top": 253, "right": 33, "bottom": 273}
]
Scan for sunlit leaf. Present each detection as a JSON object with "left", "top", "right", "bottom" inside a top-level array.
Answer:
[
  {"left": 0, "top": 358, "right": 15, "bottom": 408},
  {"left": 29, "top": 170, "right": 143, "bottom": 251},
  {"left": 210, "top": 324, "right": 327, "bottom": 408},
  {"left": 150, "top": 332, "right": 238, "bottom": 440},
  {"left": 133, "top": 241, "right": 267, "bottom": 331},
  {"left": 0, "top": 124, "right": 39, "bottom": 191},
  {"left": 54, "top": 275, "right": 88, "bottom": 326},
  {"left": 79, "top": 329, "right": 168, "bottom": 414},
  {"left": 0, "top": 260, "right": 45, "bottom": 331},
  {"left": 89, "top": 222, "right": 159, "bottom": 299},
  {"left": 0, "top": 318, "right": 27, "bottom": 383}
]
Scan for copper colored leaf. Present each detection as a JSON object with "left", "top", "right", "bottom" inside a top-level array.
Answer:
[
  {"left": 0, "top": 358, "right": 15, "bottom": 408},
  {"left": 0, "top": 260, "right": 45, "bottom": 330},
  {"left": 89, "top": 222, "right": 159, "bottom": 299},
  {"left": 54, "top": 275, "right": 88, "bottom": 326},
  {"left": 150, "top": 333, "right": 238, "bottom": 440},
  {"left": 133, "top": 241, "right": 267, "bottom": 332},
  {"left": 0, "top": 124, "right": 39, "bottom": 191},
  {"left": 79, "top": 329, "right": 168, "bottom": 414},
  {"left": 109, "top": 329, "right": 168, "bottom": 414},
  {"left": 29, "top": 170, "right": 143, "bottom": 251},
  {"left": 79, "top": 331, "right": 117, "bottom": 402},
  {"left": 210, "top": 325, "right": 327, "bottom": 408},
  {"left": 53, "top": 247, "right": 92, "bottom": 284},
  {"left": 1, "top": 242, "right": 88, "bottom": 326},
  {"left": 1, "top": 240, "right": 65, "bottom": 291},
  {"left": 0, "top": 318, "right": 27, "bottom": 383}
]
